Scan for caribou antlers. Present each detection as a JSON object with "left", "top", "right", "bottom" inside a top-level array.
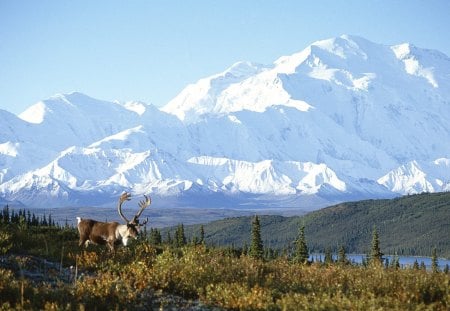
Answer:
[
  {"left": 133, "top": 195, "right": 151, "bottom": 225},
  {"left": 117, "top": 192, "right": 132, "bottom": 223},
  {"left": 118, "top": 192, "right": 151, "bottom": 226}
]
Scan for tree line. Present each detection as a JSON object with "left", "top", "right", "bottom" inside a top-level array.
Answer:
[
  {"left": 1, "top": 205, "right": 60, "bottom": 228},
  {"left": 156, "top": 214, "right": 449, "bottom": 273}
]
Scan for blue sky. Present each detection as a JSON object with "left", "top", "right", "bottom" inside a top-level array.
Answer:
[{"left": 1, "top": 0, "right": 449, "bottom": 115}]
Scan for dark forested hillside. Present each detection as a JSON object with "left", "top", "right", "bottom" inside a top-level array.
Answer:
[{"left": 166, "top": 192, "right": 450, "bottom": 257}]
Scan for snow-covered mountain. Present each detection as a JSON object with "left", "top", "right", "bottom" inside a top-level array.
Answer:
[{"left": 1, "top": 35, "right": 450, "bottom": 208}]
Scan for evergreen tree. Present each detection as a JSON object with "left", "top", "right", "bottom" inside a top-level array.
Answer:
[
  {"left": 338, "top": 245, "right": 348, "bottom": 265},
  {"left": 385, "top": 258, "right": 390, "bottom": 269},
  {"left": 390, "top": 253, "right": 400, "bottom": 270},
  {"left": 324, "top": 247, "right": 333, "bottom": 265},
  {"left": 26, "top": 210, "right": 32, "bottom": 226},
  {"left": 293, "top": 225, "right": 309, "bottom": 264},
  {"left": 165, "top": 231, "right": 173, "bottom": 245},
  {"left": 11, "top": 210, "right": 18, "bottom": 224},
  {"left": 149, "top": 228, "right": 162, "bottom": 245},
  {"left": 31, "top": 213, "right": 38, "bottom": 226},
  {"left": 242, "top": 242, "right": 248, "bottom": 256},
  {"left": 41, "top": 214, "right": 48, "bottom": 226},
  {"left": 1, "top": 205, "right": 10, "bottom": 223},
  {"left": 412, "top": 259, "right": 420, "bottom": 270},
  {"left": 142, "top": 225, "right": 148, "bottom": 238},
  {"left": 369, "top": 226, "right": 383, "bottom": 265},
  {"left": 199, "top": 225, "right": 205, "bottom": 245},
  {"left": 431, "top": 247, "right": 439, "bottom": 273},
  {"left": 175, "top": 224, "right": 187, "bottom": 247},
  {"left": 191, "top": 236, "right": 199, "bottom": 245},
  {"left": 420, "top": 261, "right": 426, "bottom": 270},
  {"left": 249, "top": 215, "right": 264, "bottom": 260},
  {"left": 264, "top": 247, "right": 277, "bottom": 260},
  {"left": 18, "top": 214, "right": 27, "bottom": 231}
]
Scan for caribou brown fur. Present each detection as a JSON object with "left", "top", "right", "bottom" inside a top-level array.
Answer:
[{"left": 76, "top": 193, "right": 150, "bottom": 251}]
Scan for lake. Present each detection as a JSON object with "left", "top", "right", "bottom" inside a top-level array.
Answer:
[{"left": 310, "top": 253, "right": 450, "bottom": 270}]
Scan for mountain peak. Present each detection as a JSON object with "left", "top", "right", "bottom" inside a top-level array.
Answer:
[
  {"left": 222, "top": 61, "right": 268, "bottom": 78},
  {"left": 163, "top": 35, "right": 391, "bottom": 122},
  {"left": 18, "top": 101, "right": 48, "bottom": 124},
  {"left": 2, "top": 35, "right": 450, "bottom": 208},
  {"left": 161, "top": 61, "right": 269, "bottom": 122},
  {"left": 121, "top": 101, "right": 148, "bottom": 115},
  {"left": 55, "top": 91, "right": 93, "bottom": 102},
  {"left": 19, "top": 92, "right": 103, "bottom": 124}
]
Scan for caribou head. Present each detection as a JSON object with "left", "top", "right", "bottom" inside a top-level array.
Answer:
[{"left": 76, "top": 192, "right": 151, "bottom": 251}]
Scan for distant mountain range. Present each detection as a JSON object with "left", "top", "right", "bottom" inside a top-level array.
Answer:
[{"left": 1, "top": 35, "right": 450, "bottom": 209}]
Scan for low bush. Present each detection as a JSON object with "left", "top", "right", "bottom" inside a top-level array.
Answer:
[{"left": 1, "top": 218, "right": 449, "bottom": 310}]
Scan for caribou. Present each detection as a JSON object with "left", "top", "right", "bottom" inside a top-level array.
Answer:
[{"left": 76, "top": 192, "right": 151, "bottom": 251}]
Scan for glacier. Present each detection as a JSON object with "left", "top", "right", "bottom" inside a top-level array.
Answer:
[{"left": 1, "top": 35, "right": 450, "bottom": 209}]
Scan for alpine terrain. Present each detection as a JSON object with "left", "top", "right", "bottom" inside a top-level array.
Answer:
[{"left": 1, "top": 35, "right": 450, "bottom": 209}]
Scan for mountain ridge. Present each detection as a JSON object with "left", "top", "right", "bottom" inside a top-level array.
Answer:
[{"left": 1, "top": 35, "right": 450, "bottom": 208}]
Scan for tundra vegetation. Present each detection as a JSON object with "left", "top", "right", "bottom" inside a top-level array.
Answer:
[{"left": 0, "top": 201, "right": 449, "bottom": 310}]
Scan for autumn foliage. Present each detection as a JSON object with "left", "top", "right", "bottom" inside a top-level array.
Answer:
[{"left": 1, "top": 241, "right": 449, "bottom": 310}]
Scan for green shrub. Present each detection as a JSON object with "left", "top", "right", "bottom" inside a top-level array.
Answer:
[
  {"left": 1, "top": 220, "right": 449, "bottom": 310},
  {"left": 0, "top": 231, "right": 12, "bottom": 255}
]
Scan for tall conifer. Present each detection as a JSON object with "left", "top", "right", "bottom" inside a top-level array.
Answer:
[
  {"left": 175, "top": 224, "right": 187, "bottom": 247},
  {"left": 324, "top": 247, "right": 333, "bottom": 265},
  {"left": 369, "top": 226, "right": 383, "bottom": 265},
  {"left": 338, "top": 245, "right": 348, "bottom": 265},
  {"left": 249, "top": 215, "right": 264, "bottom": 260},
  {"left": 294, "top": 225, "right": 309, "bottom": 264},
  {"left": 431, "top": 247, "right": 439, "bottom": 273},
  {"left": 199, "top": 225, "right": 205, "bottom": 245}
]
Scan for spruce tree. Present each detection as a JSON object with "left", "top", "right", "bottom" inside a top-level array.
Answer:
[
  {"left": 149, "top": 228, "right": 162, "bottom": 245},
  {"left": 369, "top": 226, "right": 383, "bottom": 265},
  {"left": 192, "top": 236, "right": 199, "bottom": 245},
  {"left": 1, "top": 205, "right": 10, "bottom": 223},
  {"left": 420, "top": 261, "right": 426, "bottom": 270},
  {"left": 390, "top": 252, "right": 400, "bottom": 270},
  {"left": 41, "top": 214, "right": 48, "bottom": 226},
  {"left": 324, "top": 247, "right": 333, "bottom": 265},
  {"left": 166, "top": 232, "right": 173, "bottom": 245},
  {"left": 338, "top": 245, "right": 347, "bottom": 265},
  {"left": 26, "top": 210, "right": 32, "bottom": 226},
  {"left": 32, "top": 213, "right": 38, "bottom": 226},
  {"left": 293, "top": 225, "right": 309, "bottom": 264},
  {"left": 242, "top": 242, "right": 249, "bottom": 256},
  {"left": 175, "top": 224, "right": 186, "bottom": 247},
  {"left": 431, "top": 247, "right": 439, "bottom": 273},
  {"left": 385, "top": 258, "right": 390, "bottom": 269},
  {"left": 199, "top": 225, "right": 205, "bottom": 245},
  {"left": 249, "top": 215, "right": 264, "bottom": 260}
]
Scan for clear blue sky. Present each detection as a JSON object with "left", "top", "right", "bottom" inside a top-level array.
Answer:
[{"left": 1, "top": 0, "right": 449, "bottom": 115}]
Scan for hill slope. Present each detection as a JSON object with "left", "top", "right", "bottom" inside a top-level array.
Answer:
[{"left": 175, "top": 192, "right": 450, "bottom": 257}]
